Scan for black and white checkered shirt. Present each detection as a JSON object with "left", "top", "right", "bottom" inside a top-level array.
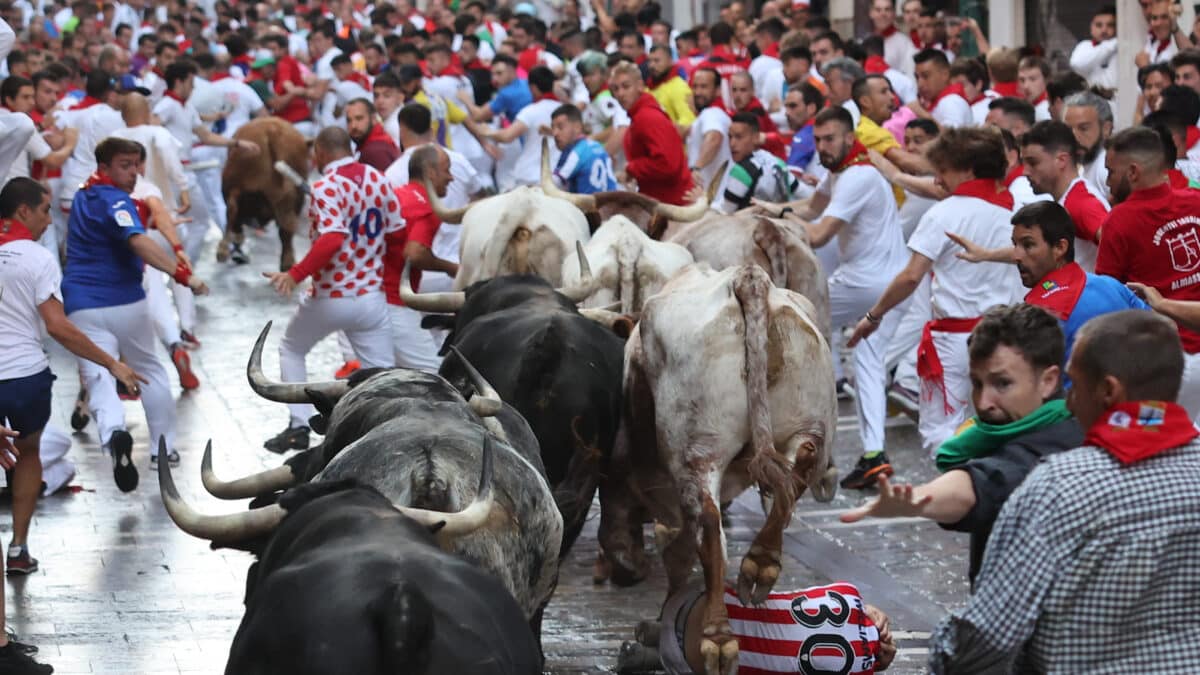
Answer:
[{"left": 929, "top": 438, "right": 1200, "bottom": 674}]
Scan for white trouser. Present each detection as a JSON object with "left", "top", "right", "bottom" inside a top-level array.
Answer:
[
  {"left": 390, "top": 304, "right": 442, "bottom": 372},
  {"left": 1178, "top": 351, "right": 1200, "bottom": 423},
  {"left": 180, "top": 172, "right": 212, "bottom": 261},
  {"left": 830, "top": 282, "right": 906, "bottom": 452},
  {"left": 69, "top": 299, "right": 177, "bottom": 454},
  {"left": 280, "top": 293, "right": 394, "bottom": 426},
  {"left": 143, "top": 230, "right": 182, "bottom": 348},
  {"left": 918, "top": 329, "right": 973, "bottom": 454},
  {"left": 335, "top": 332, "right": 357, "bottom": 363},
  {"left": 190, "top": 146, "right": 228, "bottom": 233},
  {"left": 886, "top": 275, "right": 931, "bottom": 392},
  {"left": 48, "top": 177, "right": 67, "bottom": 254},
  {"left": 39, "top": 424, "right": 75, "bottom": 496}
]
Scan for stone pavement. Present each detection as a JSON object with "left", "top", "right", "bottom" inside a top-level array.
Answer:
[{"left": 4, "top": 226, "right": 969, "bottom": 674}]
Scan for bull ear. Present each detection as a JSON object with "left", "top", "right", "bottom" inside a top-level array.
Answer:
[{"left": 304, "top": 387, "right": 337, "bottom": 419}]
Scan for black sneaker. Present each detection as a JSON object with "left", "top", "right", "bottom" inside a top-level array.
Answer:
[
  {"left": 264, "top": 426, "right": 310, "bottom": 453},
  {"left": 108, "top": 430, "right": 138, "bottom": 493},
  {"left": 230, "top": 243, "right": 250, "bottom": 265},
  {"left": 836, "top": 377, "right": 856, "bottom": 401},
  {"left": 5, "top": 546, "right": 38, "bottom": 576},
  {"left": 70, "top": 392, "right": 89, "bottom": 431},
  {"left": 0, "top": 641, "right": 52, "bottom": 674},
  {"left": 3, "top": 628, "right": 36, "bottom": 655},
  {"left": 150, "top": 450, "right": 180, "bottom": 467},
  {"left": 839, "top": 453, "right": 894, "bottom": 490}
]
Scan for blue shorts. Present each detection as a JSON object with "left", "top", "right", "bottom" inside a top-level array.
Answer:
[{"left": 0, "top": 368, "right": 55, "bottom": 436}]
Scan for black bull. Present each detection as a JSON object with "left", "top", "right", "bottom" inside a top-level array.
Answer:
[
  {"left": 159, "top": 443, "right": 541, "bottom": 675},
  {"left": 416, "top": 274, "right": 627, "bottom": 554}
]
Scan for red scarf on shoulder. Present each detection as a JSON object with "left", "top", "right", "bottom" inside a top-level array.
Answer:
[
  {"left": 1024, "top": 262, "right": 1087, "bottom": 320},
  {"left": 1085, "top": 401, "right": 1198, "bottom": 464},
  {"left": 0, "top": 219, "right": 33, "bottom": 245},
  {"left": 833, "top": 139, "right": 872, "bottom": 173},
  {"left": 953, "top": 177, "right": 1014, "bottom": 210}
]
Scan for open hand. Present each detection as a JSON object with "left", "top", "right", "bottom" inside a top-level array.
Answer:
[
  {"left": 0, "top": 426, "right": 18, "bottom": 470},
  {"left": 839, "top": 475, "right": 931, "bottom": 522},
  {"left": 1127, "top": 281, "right": 1164, "bottom": 309},
  {"left": 946, "top": 231, "right": 987, "bottom": 263},
  {"left": 263, "top": 271, "right": 297, "bottom": 297}
]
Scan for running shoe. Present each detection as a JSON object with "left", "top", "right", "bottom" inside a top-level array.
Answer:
[
  {"left": 70, "top": 392, "right": 89, "bottom": 431},
  {"left": 334, "top": 360, "right": 361, "bottom": 379},
  {"left": 108, "top": 430, "right": 138, "bottom": 493},
  {"left": 180, "top": 330, "right": 201, "bottom": 350},
  {"left": 150, "top": 450, "right": 181, "bottom": 467},
  {"left": 171, "top": 344, "right": 200, "bottom": 390},
  {"left": 0, "top": 642, "right": 52, "bottom": 674},
  {"left": 839, "top": 452, "right": 894, "bottom": 490},
  {"left": 5, "top": 545, "right": 38, "bottom": 576},
  {"left": 230, "top": 243, "right": 250, "bottom": 265},
  {"left": 264, "top": 426, "right": 310, "bottom": 453}
]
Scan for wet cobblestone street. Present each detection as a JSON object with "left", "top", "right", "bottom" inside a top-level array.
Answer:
[{"left": 5, "top": 227, "right": 969, "bottom": 674}]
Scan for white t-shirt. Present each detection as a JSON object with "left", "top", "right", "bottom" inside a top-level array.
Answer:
[
  {"left": 906, "top": 194, "right": 1023, "bottom": 319},
  {"left": 6, "top": 123, "right": 51, "bottom": 182},
  {"left": 749, "top": 55, "right": 781, "bottom": 102},
  {"left": 970, "top": 95, "right": 993, "bottom": 126},
  {"left": 512, "top": 98, "right": 562, "bottom": 187},
  {"left": 883, "top": 29, "right": 916, "bottom": 74},
  {"left": 205, "top": 77, "right": 265, "bottom": 137},
  {"left": 1070, "top": 38, "right": 1118, "bottom": 90},
  {"left": 55, "top": 104, "right": 125, "bottom": 202},
  {"left": 688, "top": 106, "right": 732, "bottom": 191},
  {"left": 585, "top": 91, "right": 630, "bottom": 133},
  {"left": 1081, "top": 149, "right": 1108, "bottom": 199},
  {"left": 1009, "top": 175, "right": 1049, "bottom": 211},
  {"left": 886, "top": 68, "right": 918, "bottom": 105},
  {"left": 314, "top": 46, "right": 343, "bottom": 81},
  {"left": 1033, "top": 98, "right": 1050, "bottom": 121},
  {"left": 152, "top": 96, "right": 202, "bottom": 153},
  {"left": 0, "top": 239, "right": 60, "bottom": 379},
  {"left": 110, "top": 124, "right": 189, "bottom": 207},
  {"left": 1143, "top": 33, "right": 1178, "bottom": 65},
  {"left": 930, "top": 91, "right": 972, "bottom": 128},
  {"left": 816, "top": 164, "right": 908, "bottom": 287}
]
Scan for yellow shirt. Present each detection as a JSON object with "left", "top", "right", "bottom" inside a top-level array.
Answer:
[
  {"left": 855, "top": 116, "right": 905, "bottom": 207},
  {"left": 651, "top": 75, "right": 696, "bottom": 127},
  {"left": 414, "top": 90, "right": 467, "bottom": 149}
]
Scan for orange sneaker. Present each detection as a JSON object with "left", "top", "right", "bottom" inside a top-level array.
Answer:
[
  {"left": 334, "top": 360, "right": 361, "bottom": 379},
  {"left": 172, "top": 344, "right": 200, "bottom": 390}
]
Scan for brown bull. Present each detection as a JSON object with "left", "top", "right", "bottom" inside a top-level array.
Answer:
[{"left": 220, "top": 117, "right": 308, "bottom": 271}]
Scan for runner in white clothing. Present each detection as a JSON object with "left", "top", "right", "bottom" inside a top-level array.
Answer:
[
  {"left": 262, "top": 127, "right": 400, "bottom": 452},
  {"left": 687, "top": 68, "right": 733, "bottom": 193},
  {"left": 913, "top": 49, "right": 972, "bottom": 128},
  {"left": 476, "top": 65, "right": 562, "bottom": 187},
  {"left": 53, "top": 71, "right": 126, "bottom": 215},
  {"left": 771, "top": 106, "right": 911, "bottom": 490},
  {"left": 849, "top": 127, "right": 1022, "bottom": 457}
]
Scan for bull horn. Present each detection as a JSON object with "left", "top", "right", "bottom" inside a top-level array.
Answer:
[
  {"left": 424, "top": 177, "right": 469, "bottom": 224},
  {"left": 399, "top": 260, "right": 466, "bottom": 313},
  {"left": 247, "top": 322, "right": 349, "bottom": 403},
  {"left": 556, "top": 241, "right": 598, "bottom": 302},
  {"left": 651, "top": 163, "right": 725, "bottom": 223},
  {"left": 449, "top": 346, "right": 502, "bottom": 417},
  {"left": 579, "top": 308, "right": 636, "bottom": 338},
  {"left": 395, "top": 434, "right": 495, "bottom": 538},
  {"left": 541, "top": 137, "right": 596, "bottom": 210},
  {"left": 159, "top": 439, "right": 287, "bottom": 542},
  {"left": 201, "top": 442, "right": 297, "bottom": 500}
]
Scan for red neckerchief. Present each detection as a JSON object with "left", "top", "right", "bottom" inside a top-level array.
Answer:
[
  {"left": 930, "top": 82, "right": 966, "bottom": 110},
  {"left": 992, "top": 81, "right": 1020, "bottom": 97},
  {"left": 435, "top": 61, "right": 464, "bottom": 78},
  {"left": 463, "top": 58, "right": 488, "bottom": 71},
  {"left": 953, "top": 177, "right": 1015, "bottom": 210},
  {"left": 700, "top": 97, "right": 730, "bottom": 115},
  {"left": 1003, "top": 164, "right": 1024, "bottom": 187},
  {"left": 1031, "top": 91, "right": 1047, "bottom": 105},
  {"left": 0, "top": 219, "right": 34, "bottom": 245},
  {"left": 879, "top": 25, "right": 898, "bottom": 38},
  {"left": 686, "top": 48, "right": 705, "bottom": 59},
  {"left": 833, "top": 139, "right": 872, "bottom": 173},
  {"left": 82, "top": 171, "right": 119, "bottom": 190},
  {"left": 151, "top": 66, "right": 165, "bottom": 78},
  {"left": 864, "top": 55, "right": 889, "bottom": 74},
  {"left": 1168, "top": 169, "right": 1191, "bottom": 190},
  {"left": 1085, "top": 401, "right": 1199, "bottom": 465},
  {"left": 233, "top": 54, "right": 253, "bottom": 67},
  {"left": 536, "top": 92, "right": 558, "bottom": 103},
  {"left": 909, "top": 29, "right": 920, "bottom": 47},
  {"left": 70, "top": 96, "right": 103, "bottom": 110},
  {"left": 762, "top": 42, "right": 779, "bottom": 58},
  {"left": 164, "top": 89, "right": 186, "bottom": 104},
  {"left": 345, "top": 71, "right": 373, "bottom": 91},
  {"left": 362, "top": 122, "right": 396, "bottom": 149},
  {"left": 1025, "top": 262, "right": 1087, "bottom": 320},
  {"left": 209, "top": 71, "right": 232, "bottom": 81},
  {"left": 707, "top": 44, "right": 749, "bottom": 68},
  {"left": 1151, "top": 31, "right": 1172, "bottom": 56},
  {"left": 646, "top": 67, "right": 677, "bottom": 89},
  {"left": 1187, "top": 126, "right": 1200, "bottom": 151}
]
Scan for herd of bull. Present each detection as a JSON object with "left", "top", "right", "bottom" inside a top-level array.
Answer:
[{"left": 174, "top": 133, "right": 841, "bottom": 674}]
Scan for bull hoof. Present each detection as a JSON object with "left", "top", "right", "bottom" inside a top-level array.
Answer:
[
  {"left": 607, "top": 553, "right": 649, "bottom": 587},
  {"left": 593, "top": 551, "right": 612, "bottom": 584},
  {"left": 736, "top": 544, "right": 781, "bottom": 606},
  {"left": 699, "top": 629, "right": 737, "bottom": 675}
]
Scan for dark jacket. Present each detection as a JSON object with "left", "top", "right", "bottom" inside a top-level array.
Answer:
[{"left": 941, "top": 417, "right": 1084, "bottom": 586}]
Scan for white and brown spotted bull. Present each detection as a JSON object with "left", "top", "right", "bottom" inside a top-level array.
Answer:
[
  {"left": 220, "top": 117, "right": 309, "bottom": 271},
  {"left": 601, "top": 264, "right": 838, "bottom": 675}
]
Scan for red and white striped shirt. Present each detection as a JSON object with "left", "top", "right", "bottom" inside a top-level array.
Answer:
[{"left": 724, "top": 582, "right": 881, "bottom": 674}]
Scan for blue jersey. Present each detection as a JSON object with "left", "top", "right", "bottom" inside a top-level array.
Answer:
[
  {"left": 1062, "top": 273, "right": 1149, "bottom": 360},
  {"left": 553, "top": 138, "right": 617, "bottom": 194},
  {"left": 62, "top": 184, "right": 147, "bottom": 315},
  {"left": 788, "top": 123, "right": 816, "bottom": 170},
  {"left": 489, "top": 79, "right": 532, "bottom": 123}
]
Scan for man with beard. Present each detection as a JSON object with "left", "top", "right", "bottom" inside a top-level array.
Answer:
[
  {"left": 345, "top": 98, "right": 398, "bottom": 172},
  {"left": 685, "top": 67, "right": 732, "bottom": 191},
  {"left": 841, "top": 303, "right": 1082, "bottom": 584},
  {"left": 646, "top": 45, "right": 695, "bottom": 127},
  {"left": 772, "top": 106, "right": 910, "bottom": 489},
  {"left": 782, "top": 83, "right": 825, "bottom": 185},
  {"left": 1063, "top": 90, "right": 1114, "bottom": 193},
  {"left": 1096, "top": 126, "right": 1200, "bottom": 421}
]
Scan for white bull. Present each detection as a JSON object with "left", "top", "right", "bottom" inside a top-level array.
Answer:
[
  {"left": 599, "top": 264, "right": 838, "bottom": 675},
  {"left": 427, "top": 182, "right": 591, "bottom": 289},
  {"left": 560, "top": 215, "right": 694, "bottom": 314}
]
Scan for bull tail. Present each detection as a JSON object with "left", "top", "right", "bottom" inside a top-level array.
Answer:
[
  {"left": 753, "top": 217, "right": 789, "bottom": 288},
  {"left": 373, "top": 581, "right": 435, "bottom": 672},
  {"left": 733, "top": 267, "right": 795, "bottom": 505},
  {"left": 617, "top": 228, "right": 640, "bottom": 315}
]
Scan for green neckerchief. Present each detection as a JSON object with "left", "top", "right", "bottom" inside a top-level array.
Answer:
[{"left": 935, "top": 399, "right": 1072, "bottom": 472}]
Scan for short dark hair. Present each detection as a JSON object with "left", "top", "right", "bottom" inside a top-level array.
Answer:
[
  {"left": 950, "top": 57, "right": 988, "bottom": 88},
  {"left": 492, "top": 54, "right": 518, "bottom": 70},
  {"left": 1011, "top": 201, "right": 1076, "bottom": 263},
  {"left": 812, "top": 31, "right": 843, "bottom": 52},
  {"left": 95, "top": 137, "right": 145, "bottom": 165},
  {"left": 805, "top": 16, "right": 831, "bottom": 31},
  {"left": 398, "top": 102, "right": 432, "bottom": 135},
  {"left": 851, "top": 74, "right": 889, "bottom": 107},
  {"left": 906, "top": 117, "right": 940, "bottom": 136},
  {"left": 85, "top": 69, "right": 115, "bottom": 99},
  {"left": 913, "top": 48, "right": 949, "bottom": 69},
  {"left": 1093, "top": 4, "right": 1115, "bottom": 18},
  {"left": 1021, "top": 120, "right": 1079, "bottom": 158},
  {"left": 527, "top": 65, "right": 555, "bottom": 95},
  {"left": 988, "top": 96, "right": 1036, "bottom": 129},
  {"left": 1018, "top": 55, "right": 1050, "bottom": 78},
  {"left": 1109, "top": 124, "right": 1171, "bottom": 173},
  {"left": 1046, "top": 70, "right": 1088, "bottom": 104},
  {"left": 0, "top": 75, "right": 32, "bottom": 106},
  {"left": 155, "top": 40, "right": 179, "bottom": 56},
  {"left": 692, "top": 66, "right": 721, "bottom": 86},
  {"left": 926, "top": 126, "right": 1008, "bottom": 178},
  {"left": 1158, "top": 84, "right": 1200, "bottom": 125},
  {"left": 793, "top": 81, "right": 825, "bottom": 109},
  {"left": 424, "top": 43, "right": 451, "bottom": 58},
  {"left": 372, "top": 70, "right": 402, "bottom": 91},
  {"left": 0, "top": 177, "right": 49, "bottom": 219},
  {"left": 1141, "top": 111, "right": 1183, "bottom": 164},
  {"left": 755, "top": 17, "right": 784, "bottom": 40},
  {"left": 730, "top": 110, "right": 759, "bottom": 131},
  {"left": 330, "top": 53, "right": 352, "bottom": 68},
  {"left": 1169, "top": 48, "right": 1200, "bottom": 75},
  {"left": 31, "top": 69, "right": 60, "bottom": 88},
  {"left": 781, "top": 46, "right": 812, "bottom": 65},
  {"left": 552, "top": 103, "right": 582, "bottom": 123},
  {"left": 1074, "top": 310, "right": 1184, "bottom": 400},
  {"left": 968, "top": 303, "right": 1065, "bottom": 374},
  {"left": 346, "top": 97, "right": 375, "bottom": 115},
  {"left": 812, "top": 105, "right": 854, "bottom": 132},
  {"left": 164, "top": 60, "right": 196, "bottom": 89},
  {"left": 860, "top": 34, "right": 885, "bottom": 57},
  {"left": 708, "top": 21, "right": 734, "bottom": 45}
]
